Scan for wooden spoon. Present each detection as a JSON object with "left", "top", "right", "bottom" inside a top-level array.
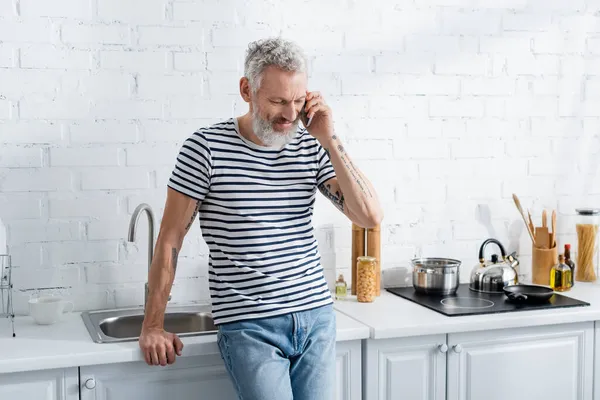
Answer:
[
  {"left": 527, "top": 210, "right": 535, "bottom": 235},
  {"left": 542, "top": 209, "right": 547, "bottom": 228},
  {"left": 512, "top": 194, "right": 536, "bottom": 245},
  {"left": 550, "top": 210, "right": 557, "bottom": 248},
  {"left": 536, "top": 226, "right": 549, "bottom": 249}
]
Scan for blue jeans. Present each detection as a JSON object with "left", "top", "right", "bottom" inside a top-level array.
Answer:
[{"left": 216, "top": 304, "right": 336, "bottom": 400}]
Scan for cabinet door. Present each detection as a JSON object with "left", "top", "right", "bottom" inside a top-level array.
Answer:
[
  {"left": 0, "top": 367, "right": 79, "bottom": 400},
  {"left": 447, "top": 322, "right": 594, "bottom": 400},
  {"left": 364, "top": 334, "right": 447, "bottom": 400},
  {"left": 80, "top": 353, "right": 237, "bottom": 400},
  {"left": 593, "top": 321, "right": 600, "bottom": 400},
  {"left": 336, "top": 340, "right": 362, "bottom": 400}
]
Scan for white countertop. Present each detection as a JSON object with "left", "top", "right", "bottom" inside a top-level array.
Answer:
[
  {"left": 333, "top": 283, "right": 600, "bottom": 340},
  {"left": 0, "top": 309, "right": 369, "bottom": 375},
  {"left": 8, "top": 282, "right": 600, "bottom": 375}
]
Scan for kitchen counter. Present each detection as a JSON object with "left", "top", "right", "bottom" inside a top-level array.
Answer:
[
  {"left": 333, "top": 282, "right": 600, "bottom": 339},
  {"left": 0, "top": 309, "right": 369, "bottom": 375}
]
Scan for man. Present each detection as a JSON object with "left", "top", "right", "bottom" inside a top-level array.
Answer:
[{"left": 138, "top": 37, "right": 383, "bottom": 400}]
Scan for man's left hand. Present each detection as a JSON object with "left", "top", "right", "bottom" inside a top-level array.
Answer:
[{"left": 303, "top": 91, "right": 334, "bottom": 142}]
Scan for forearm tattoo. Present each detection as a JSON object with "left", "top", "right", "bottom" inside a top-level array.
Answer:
[
  {"left": 324, "top": 137, "right": 373, "bottom": 199},
  {"left": 318, "top": 182, "right": 345, "bottom": 212},
  {"left": 171, "top": 247, "right": 178, "bottom": 274}
]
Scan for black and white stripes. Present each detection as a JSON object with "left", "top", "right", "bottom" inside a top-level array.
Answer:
[{"left": 167, "top": 118, "right": 336, "bottom": 325}]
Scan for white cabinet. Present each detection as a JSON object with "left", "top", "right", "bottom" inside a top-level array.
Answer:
[
  {"left": 363, "top": 322, "right": 594, "bottom": 400},
  {"left": 363, "top": 334, "right": 447, "bottom": 400},
  {"left": 79, "top": 352, "right": 238, "bottom": 400},
  {"left": 592, "top": 321, "right": 600, "bottom": 400},
  {"left": 336, "top": 340, "right": 362, "bottom": 400},
  {"left": 0, "top": 367, "right": 79, "bottom": 400},
  {"left": 447, "top": 322, "right": 594, "bottom": 400},
  {"left": 78, "top": 340, "right": 362, "bottom": 400}
]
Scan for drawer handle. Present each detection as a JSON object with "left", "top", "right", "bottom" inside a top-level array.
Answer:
[
  {"left": 453, "top": 344, "right": 463, "bottom": 354},
  {"left": 84, "top": 378, "right": 96, "bottom": 390},
  {"left": 438, "top": 344, "right": 448, "bottom": 353}
]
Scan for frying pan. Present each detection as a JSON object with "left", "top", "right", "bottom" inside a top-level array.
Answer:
[{"left": 503, "top": 284, "right": 555, "bottom": 304}]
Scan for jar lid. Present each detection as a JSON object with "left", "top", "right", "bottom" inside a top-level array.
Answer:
[
  {"left": 357, "top": 256, "right": 377, "bottom": 262},
  {"left": 576, "top": 208, "right": 600, "bottom": 216}
]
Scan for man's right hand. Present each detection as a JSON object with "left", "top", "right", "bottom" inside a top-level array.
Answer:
[{"left": 139, "top": 327, "right": 184, "bottom": 366}]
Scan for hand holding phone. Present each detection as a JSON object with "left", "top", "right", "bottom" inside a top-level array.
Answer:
[{"left": 301, "top": 100, "right": 313, "bottom": 128}]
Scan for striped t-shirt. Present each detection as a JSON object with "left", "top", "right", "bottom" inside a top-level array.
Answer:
[{"left": 167, "top": 117, "right": 337, "bottom": 325}]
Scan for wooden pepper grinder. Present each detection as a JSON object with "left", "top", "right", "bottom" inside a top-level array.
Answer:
[
  {"left": 351, "top": 223, "right": 365, "bottom": 295},
  {"left": 366, "top": 224, "right": 381, "bottom": 296}
]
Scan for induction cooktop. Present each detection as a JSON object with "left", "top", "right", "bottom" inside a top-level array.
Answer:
[{"left": 386, "top": 284, "right": 590, "bottom": 317}]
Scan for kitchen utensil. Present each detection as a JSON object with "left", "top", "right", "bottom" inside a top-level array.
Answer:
[
  {"left": 503, "top": 284, "right": 554, "bottom": 304},
  {"left": 351, "top": 223, "right": 366, "bottom": 295},
  {"left": 551, "top": 210, "right": 557, "bottom": 248},
  {"left": 469, "top": 238, "right": 519, "bottom": 293},
  {"left": 366, "top": 224, "right": 381, "bottom": 296},
  {"left": 542, "top": 209, "right": 548, "bottom": 228},
  {"left": 528, "top": 210, "right": 535, "bottom": 236},
  {"left": 532, "top": 246, "right": 558, "bottom": 285},
  {"left": 411, "top": 257, "right": 461, "bottom": 295},
  {"left": 536, "top": 226, "right": 549, "bottom": 249},
  {"left": 512, "top": 194, "right": 536, "bottom": 245}
]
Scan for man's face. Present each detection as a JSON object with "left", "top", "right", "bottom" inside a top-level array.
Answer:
[{"left": 250, "top": 65, "right": 308, "bottom": 147}]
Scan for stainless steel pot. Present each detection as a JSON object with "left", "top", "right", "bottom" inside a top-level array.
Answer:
[{"left": 411, "top": 257, "right": 461, "bottom": 295}]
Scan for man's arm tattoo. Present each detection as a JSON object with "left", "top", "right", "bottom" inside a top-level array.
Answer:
[
  {"left": 185, "top": 201, "right": 201, "bottom": 231},
  {"left": 318, "top": 183, "right": 345, "bottom": 212},
  {"left": 328, "top": 137, "right": 374, "bottom": 199},
  {"left": 171, "top": 247, "right": 178, "bottom": 274}
]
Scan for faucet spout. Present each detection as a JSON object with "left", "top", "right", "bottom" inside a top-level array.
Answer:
[
  {"left": 128, "top": 203, "right": 156, "bottom": 311},
  {"left": 128, "top": 203, "right": 155, "bottom": 274}
]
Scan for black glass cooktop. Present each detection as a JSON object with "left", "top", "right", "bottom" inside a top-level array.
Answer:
[{"left": 387, "top": 284, "right": 590, "bottom": 317}]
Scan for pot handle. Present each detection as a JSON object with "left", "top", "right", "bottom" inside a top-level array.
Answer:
[{"left": 478, "top": 238, "right": 507, "bottom": 263}]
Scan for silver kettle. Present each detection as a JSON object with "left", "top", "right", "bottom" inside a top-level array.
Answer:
[{"left": 469, "top": 238, "right": 519, "bottom": 293}]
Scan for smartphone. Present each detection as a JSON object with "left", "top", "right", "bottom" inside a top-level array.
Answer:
[{"left": 301, "top": 101, "right": 313, "bottom": 128}]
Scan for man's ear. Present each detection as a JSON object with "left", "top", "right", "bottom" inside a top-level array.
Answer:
[{"left": 240, "top": 77, "right": 252, "bottom": 103}]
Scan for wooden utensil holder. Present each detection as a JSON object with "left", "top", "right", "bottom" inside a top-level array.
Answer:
[
  {"left": 366, "top": 225, "right": 381, "bottom": 296},
  {"left": 532, "top": 246, "right": 558, "bottom": 286},
  {"left": 351, "top": 224, "right": 365, "bottom": 295}
]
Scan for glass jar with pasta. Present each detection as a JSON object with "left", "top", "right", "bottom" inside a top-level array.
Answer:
[
  {"left": 575, "top": 208, "right": 600, "bottom": 283},
  {"left": 356, "top": 256, "right": 377, "bottom": 303}
]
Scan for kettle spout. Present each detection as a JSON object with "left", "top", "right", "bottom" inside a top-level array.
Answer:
[{"left": 507, "top": 252, "right": 519, "bottom": 269}]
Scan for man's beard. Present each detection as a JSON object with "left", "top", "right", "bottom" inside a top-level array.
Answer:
[{"left": 251, "top": 106, "right": 299, "bottom": 148}]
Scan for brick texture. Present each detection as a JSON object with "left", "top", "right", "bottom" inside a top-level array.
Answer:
[{"left": 0, "top": 0, "right": 595, "bottom": 312}]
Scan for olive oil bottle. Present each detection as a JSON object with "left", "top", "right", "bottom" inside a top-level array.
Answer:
[{"left": 550, "top": 254, "right": 573, "bottom": 292}]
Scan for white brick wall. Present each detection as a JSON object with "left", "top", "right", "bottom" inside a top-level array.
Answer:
[{"left": 0, "top": 0, "right": 598, "bottom": 313}]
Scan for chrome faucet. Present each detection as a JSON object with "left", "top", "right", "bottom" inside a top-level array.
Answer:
[
  {"left": 128, "top": 203, "right": 170, "bottom": 311},
  {"left": 128, "top": 203, "right": 155, "bottom": 275}
]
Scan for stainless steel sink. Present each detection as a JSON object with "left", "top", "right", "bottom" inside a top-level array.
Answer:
[{"left": 81, "top": 305, "right": 217, "bottom": 343}]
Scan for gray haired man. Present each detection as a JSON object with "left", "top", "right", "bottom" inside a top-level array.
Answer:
[{"left": 138, "top": 37, "right": 383, "bottom": 400}]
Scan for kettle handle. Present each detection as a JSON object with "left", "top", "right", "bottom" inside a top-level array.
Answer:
[{"left": 478, "top": 238, "right": 507, "bottom": 263}]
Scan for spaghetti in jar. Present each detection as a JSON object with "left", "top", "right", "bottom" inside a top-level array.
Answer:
[{"left": 575, "top": 208, "right": 600, "bottom": 282}]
